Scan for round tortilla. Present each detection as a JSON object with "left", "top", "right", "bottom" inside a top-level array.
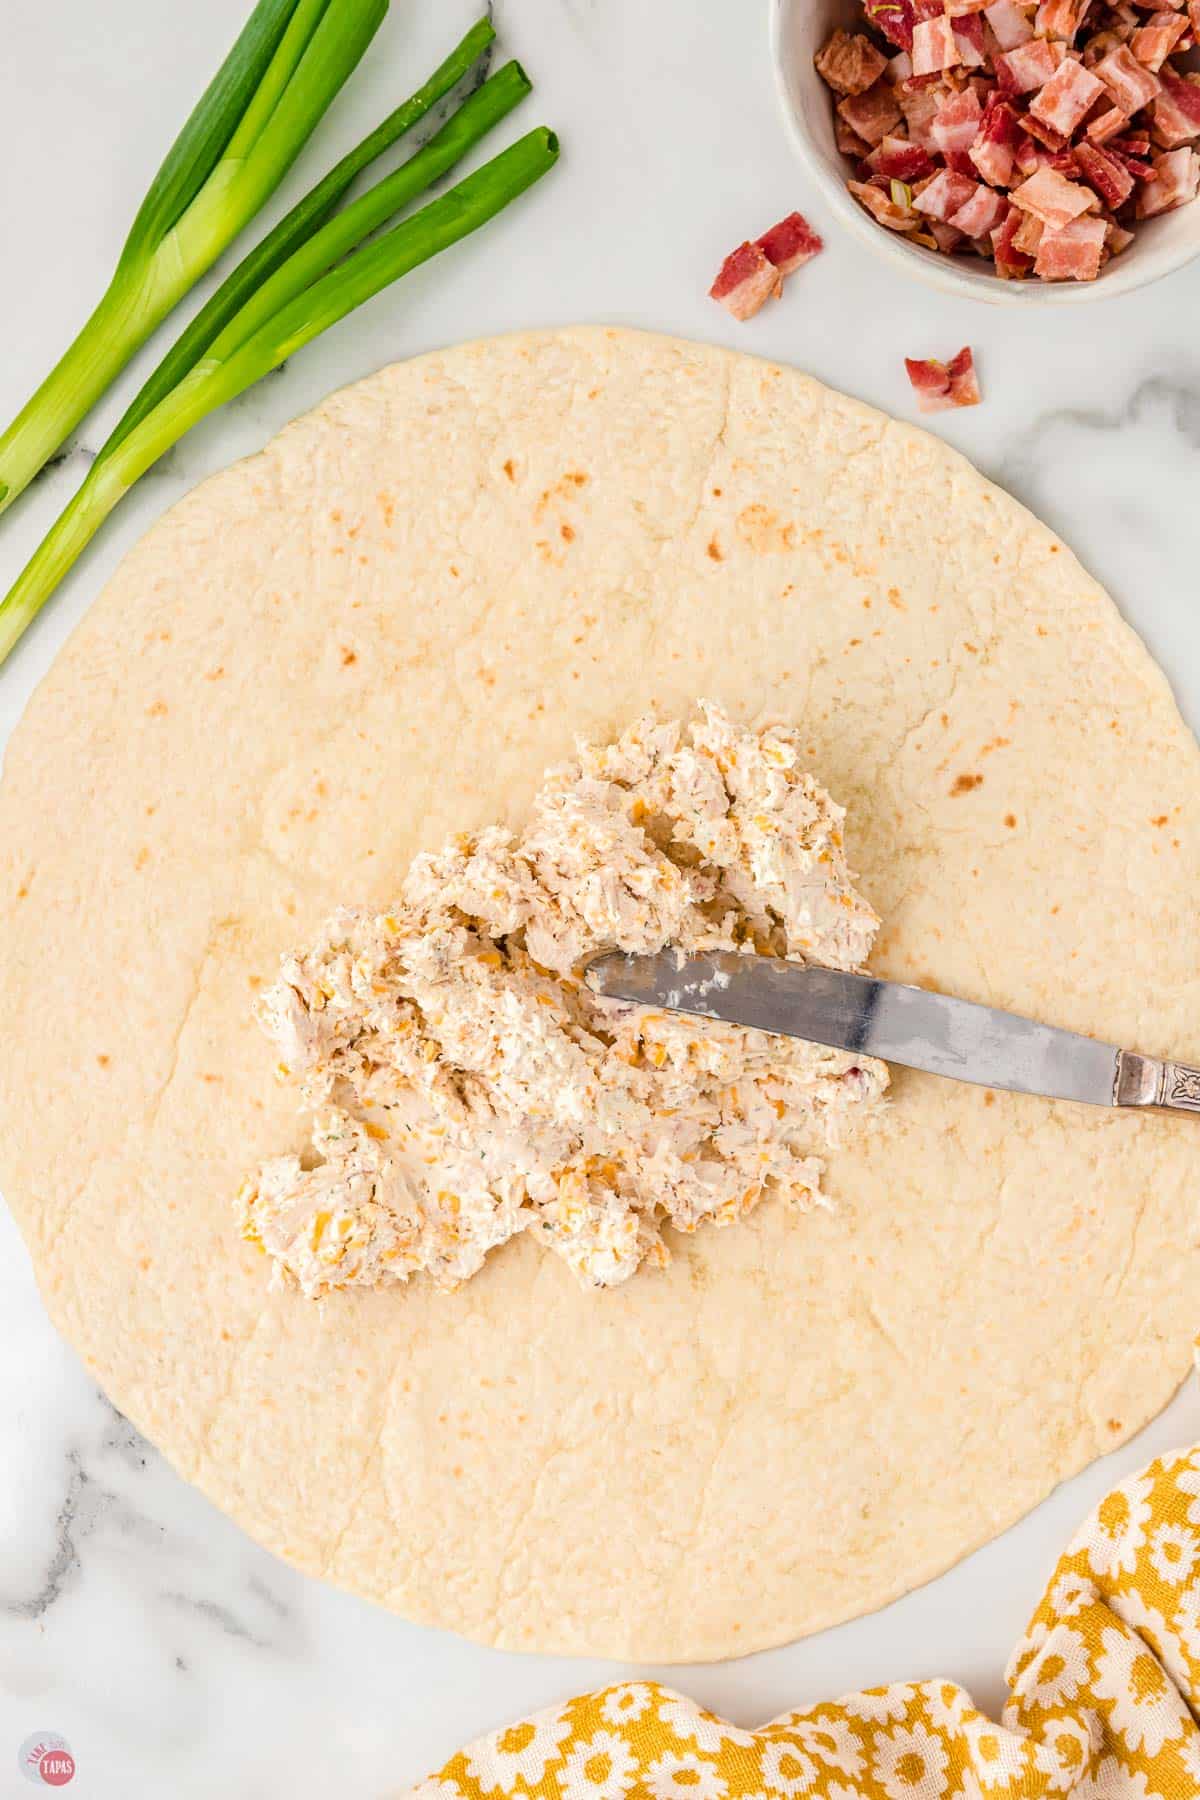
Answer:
[{"left": 2, "top": 327, "right": 1198, "bottom": 1662}]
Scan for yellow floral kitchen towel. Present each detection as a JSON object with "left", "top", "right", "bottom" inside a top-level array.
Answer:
[{"left": 409, "top": 1443, "right": 1200, "bottom": 1799}]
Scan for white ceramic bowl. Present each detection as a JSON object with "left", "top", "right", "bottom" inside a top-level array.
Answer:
[{"left": 770, "top": 0, "right": 1200, "bottom": 304}]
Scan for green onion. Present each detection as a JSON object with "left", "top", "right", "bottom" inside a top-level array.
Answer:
[
  {"left": 99, "top": 15, "right": 497, "bottom": 463},
  {"left": 0, "top": 0, "right": 387, "bottom": 517},
  {"left": 890, "top": 179, "right": 913, "bottom": 211},
  {"left": 0, "top": 128, "right": 558, "bottom": 665}
]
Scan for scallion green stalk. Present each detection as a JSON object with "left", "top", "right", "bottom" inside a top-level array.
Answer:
[
  {"left": 0, "top": 128, "right": 559, "bottom": 665},
  {"left": 0, "top": 0, "right": 387, "bottom": 517},
  {"left": 99, "top": 15, "right": 497, "bottom": 463}
]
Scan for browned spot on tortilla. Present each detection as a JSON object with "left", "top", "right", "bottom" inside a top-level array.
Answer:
[
  {"left": 148, "top": 700, "right": 168, "bottom": 717},
  {"left": 848, "top": 638, "right": 862, "bottom": 648},
  {"left": 139, "top": 1256, "right": 151, "bottom": 1272},
  {"left": 951, "top": 772, "right": 983, "bottom": 796},
  {"left": 503, "top": 459, "right": 516, "bottom": 480},
  {"left": 887, "top": 588, "right": 906, "bottom": 611},
  {"left": 561, "top": 523, "right": 575, "bottom": 543},
  {"left": 984, "top": 1092, "right": 995, "bottom": 1106},
  {"left": 205, "top": 667, "right": 225, "bottom": 681},
  {"left": 97, "top": 1054, "right": 110, "bottom": 1067},
  {"left": 341, "top": 647, "right": 357, "bottom": 666},
  {"left": 707, "top": 538, "right": 723, "bottom": 562},
  {"left": 863, "top": 598, "right": 872, "bottom": 610},
  {"left": 1005, "top": 813, "right": 1017, "bottom": 828},
  {"left": 736, "top": 504, "right": 795, "bottom": 553},
  {"left": 981, "top": 737, "right": 1010, "bottom": 754},
  {"left": 331, "top": 508, "right": 343, "bottom": 523},
  {"left": 712, "top": 486, "right": 723, "bottom": 497},
  {"left": 201, "top": 1073, "right": 221, "bottom": 1083},
  {"left": 1050, "top": 543, "right": 1059, "bottom": 553},
  {"left": 1151, "top": 814, "right": 1169, "bottom": 827},
  {"left": 963, "top": 641, "right": 978, "bottom": 654},
  {"left": 940, "top": 713, "right": 950, "bottom": 727},
  {"left": 1108, "top": 1418, "right": 1122, "bottom": 1431},
  {"left": 16, "top": 885, "right": 27, "bottom": 900},
  {"left": 135, "top": 848, "right": 150, "bottom": 871}
]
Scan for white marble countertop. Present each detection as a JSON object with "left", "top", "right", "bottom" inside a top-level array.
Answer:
[{"left": 2, "top": 1, "right": 1199, "bottom": 1793}]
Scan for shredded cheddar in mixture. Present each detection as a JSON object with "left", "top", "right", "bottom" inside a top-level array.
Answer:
[{"left": 238, "top": 703, "right": 887, "bottom": 1294}]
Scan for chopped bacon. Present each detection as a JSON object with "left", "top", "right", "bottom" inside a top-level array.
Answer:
[
  {"left": 950, "top": 183, "right": 1010, "bottom": 231},
  {"left": 1106, "top": 219, "right": 1136, "bottom": 251},
  {"left": 886, "top": 51, "right": 915, "bottom": 82},
  {"left": 877, "top": 134, "right": 937, "bottom": 178},
  {"left": 836, "top": 116, "right": 874, "bottom": 157},
  {"left": 992, "top": 200, "right": 1036, "bottom": 268},
  {"left": 1152, "top": 70, "right": 1200, "bottom": 143},
  {"left": 929, "top": 219, "right": 967, "bottom": 249},
  {"left": 945, "top": 0, "right": 989, "bottom": 13},
  {"left": 1037, "top": 0, "right": 1093, "bottom": 35},
  {"left": 1023, "top": 112, "right": 1071, "bottom": 149},
  {"left": 932, "top": 87, "right": 985, "bottom": 153},
  {"left": 953, "top": 13, "right": 989, "bottom": 64},
  {"left": 1095, "top": 43, "right": 1163, "bottom": 111},
  {"left": 985, "top": 0, "right": 1036, "bottom": 47},
  {"left": 1130, "top": 10, "right": 1190, "bottom": 66},
  {"left": 914, "top": 166, "right": 983, "bottom": 216},
  {"left": 1033, "top": 212, "right": 1107, "bottom": 275},
  {"left": 838, "top": 80, "right": 905, "bottom": 144},
  {"left": 971, "top": 98, "right": 1020, "bottom": 181},
  {"left": 912, "top": 15, "right": 962, "bottom": 72},
  {"left": 1029, "top": 56, "right": 1106, "bottom": 134},
  {"left": 756, "top": 211, "right": 825, "bottom": 274},
  {"left": 904, "top": 346, "right": 981, "bottom": 412},
  {"left": 850, "top": 178, "right": 921, "bottom": 228},
  {"left": 898, "top": 81, "right": 942, "bottom": 147},
  {"left": 1110, "top": 129, "right": 1152, "bottom": 155},
  {"left": 815, "top": 29, "right": 892, "bottom": 95},
  {"left": 1012, "top": 161, "right": 1099, "bottom": 224},
  {"left": 995, "top": 38, "right": 1060, "bottom": 93},
  {"left": 1138, "top": 143, "right": 1200, "bottom": 210},
  {"left": 1047, "top": 147, "right": 1082, "bottom": 172},
  {"left": 1075, "top": 137, "right": 1138, "bottom": 201},
  {"left": 709, "top": 243, "right": 781, "bottom": 319},
  {"left": 1011, "top": 207, "right": 1046, "bottom": 250},
  {"left": 1086, "top": 103, "right": 1130, "bottom": 139},
  {"left": 864, "top": 0, "right": 918, "bottom": 50}
]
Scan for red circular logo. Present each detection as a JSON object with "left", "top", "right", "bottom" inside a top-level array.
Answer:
[{"left": 37, "top": 1751, "right": 75, "bottom": 1787}]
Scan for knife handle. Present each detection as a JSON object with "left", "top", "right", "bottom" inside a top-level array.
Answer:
[{"left": 1115, "top": 1051, "right": 1200, "bottom": 1112}]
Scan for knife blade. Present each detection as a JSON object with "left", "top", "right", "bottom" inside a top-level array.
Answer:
[{"left": 585, "top": 949, "right": 1200, "bottom": 1114}]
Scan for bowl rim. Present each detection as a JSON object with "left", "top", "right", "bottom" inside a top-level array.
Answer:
[{"left": 767, "top": 0, "right": 1200, "bottom": 307}]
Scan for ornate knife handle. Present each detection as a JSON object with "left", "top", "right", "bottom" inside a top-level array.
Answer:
[{"left": 1115, "top": 1052, "right": 1200, "bottom": 1112}]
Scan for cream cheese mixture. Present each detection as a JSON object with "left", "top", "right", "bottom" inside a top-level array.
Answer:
[{"left": 239, "top": 703, "right": 887, "bottom": 1293}]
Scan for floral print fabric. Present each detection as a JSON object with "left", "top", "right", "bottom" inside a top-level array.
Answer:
[{"left": 410, "top": 1441, "right": 1200, "bottom": 1799}]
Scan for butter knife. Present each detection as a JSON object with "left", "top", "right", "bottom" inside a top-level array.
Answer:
[{"left": 586, "top": 949, "right": 1200, "bottom": 1113}]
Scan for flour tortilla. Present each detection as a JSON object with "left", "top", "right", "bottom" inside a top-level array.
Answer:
[{"left": 2, "top": 327, "right": 1198, "bottom": 1662}]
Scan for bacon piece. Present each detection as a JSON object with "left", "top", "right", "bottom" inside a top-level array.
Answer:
[
  {"left": 850, "top": 178, "right": 921, "bottom": 228},
  {"left": 710, "top": 243, "right": 781, "bottom": 319},
  {"left": 1047, "top": 147, "right": 1082, "bottom": 172},
  {"left": 1011, "top": 207, "right": 1046, "bottom": 250},
  {"left": 950, "top": 183, "right": 1010, "bottom": 232},
  {"left": 1110, "top": 129, "right": 1152, "bottom": 155},
  {"left": 1138, "top": 143, "right": 1200, "bottom": 211},
  {"left": 1011, "top": 162, "right": 1099, "bottom": 224},
  {"left": 912, "top": 15, "right": 962, "bottom": 72},
  {"left": 1023, "top": 112, "right": 1071, "bottom": 149},
  {"left": 1029, "top": 57, "right": 1106, "bottom": 135},
  {"left": 899, "top": 81, "right": 942, "bottom": 147},
  {"left": 815, "top": 29, "right": 892, "bottom": 96},
  {"left": 953, "top": 13, "right": 989, "bottom": 64},
  {"left": 995, "top": 38, "right": 1059, "bottom": 93},
  {"left": 877, "top": 134, "right": 937, "bottom": 177},
  {"left": 1106, "top": 218, "right": 1136, "bottom": 251},
  {"left": 887, "top": 51, "right": 915, "bottom": 82},
  {"left": 1075, "top": 139, "right": 1137, "bottom": 203},
  {"left": 1153, "top": 71, "right": 1200, "bottom": 145},
  {"left": 1086, "top": 103, "right": 1130, "bottom": 140},
  {"left": 971, "top": 98, "right": 1019, "bottom": 182},
  {"left": 838, "top": 80, "right": 905, "bottom": 144},
  {"left": 904, "top": 346, "right": 981, "bottom": 412},
  {"left": 1033, "top": 213, "right": 1107, "bottom": 276},
  {"left": 1095, "top": 44, "right": 1163, "bottom": 111},
  {"left": 992, "top": 201, "right": 1035, "bottom": 268},
  {"left": 945, "top": 0, "right": 989, "bottom": 13},
  {"left": 1013, "top": 128, "right": 1042, "bottom": 173},
  {"left": 756, "top": 212, "right": 824, "bottom": 274},
  {"left": 836, "top": 116, "right": 874, "bottom": 157},
  {"left": 1036, "top": 0, "right": 1092, "bottom": 36},
  {"left": 865, "top": 0, "right": 918, "bottom": 50},
  {"left": 1130, "top": 11, "right": 1189, "bottom": 66},
  {"left": 929, "top": 219, "right": 967, "bottom": 249},
  {"left": 914, "top": 166, "right": 983, "bottom": 216},
  {"left": 1191, "top": 0, "right": 1200, "bottom": 35},
  {"left": 932, "top": 86, "right": 985, "bottom": 152},
  {"left": 985, "top": 0, "right": 1036, "bottom": 47}
]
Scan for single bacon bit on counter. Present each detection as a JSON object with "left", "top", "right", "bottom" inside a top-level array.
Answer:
[
  {"left": 709, "top": 212, "right": 825, "bottom": 319},
  {"left": 904, "top": 346, "right": 981, "bottom": 412},
  {"left": 815, "top": 28, "right": 891, "bottom": 94},
  {"left": 1138, "top": 144, "right": 1200, "bottom": 213},
  {"left": 756, "top": 210, "right": 825, "bottom": 274},
  {"left": 816, "top": 0, "right": 1200, "bottom": 282},
  {"left": 1033, "top": 211, "right": 1108, "bottom": 275}
]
